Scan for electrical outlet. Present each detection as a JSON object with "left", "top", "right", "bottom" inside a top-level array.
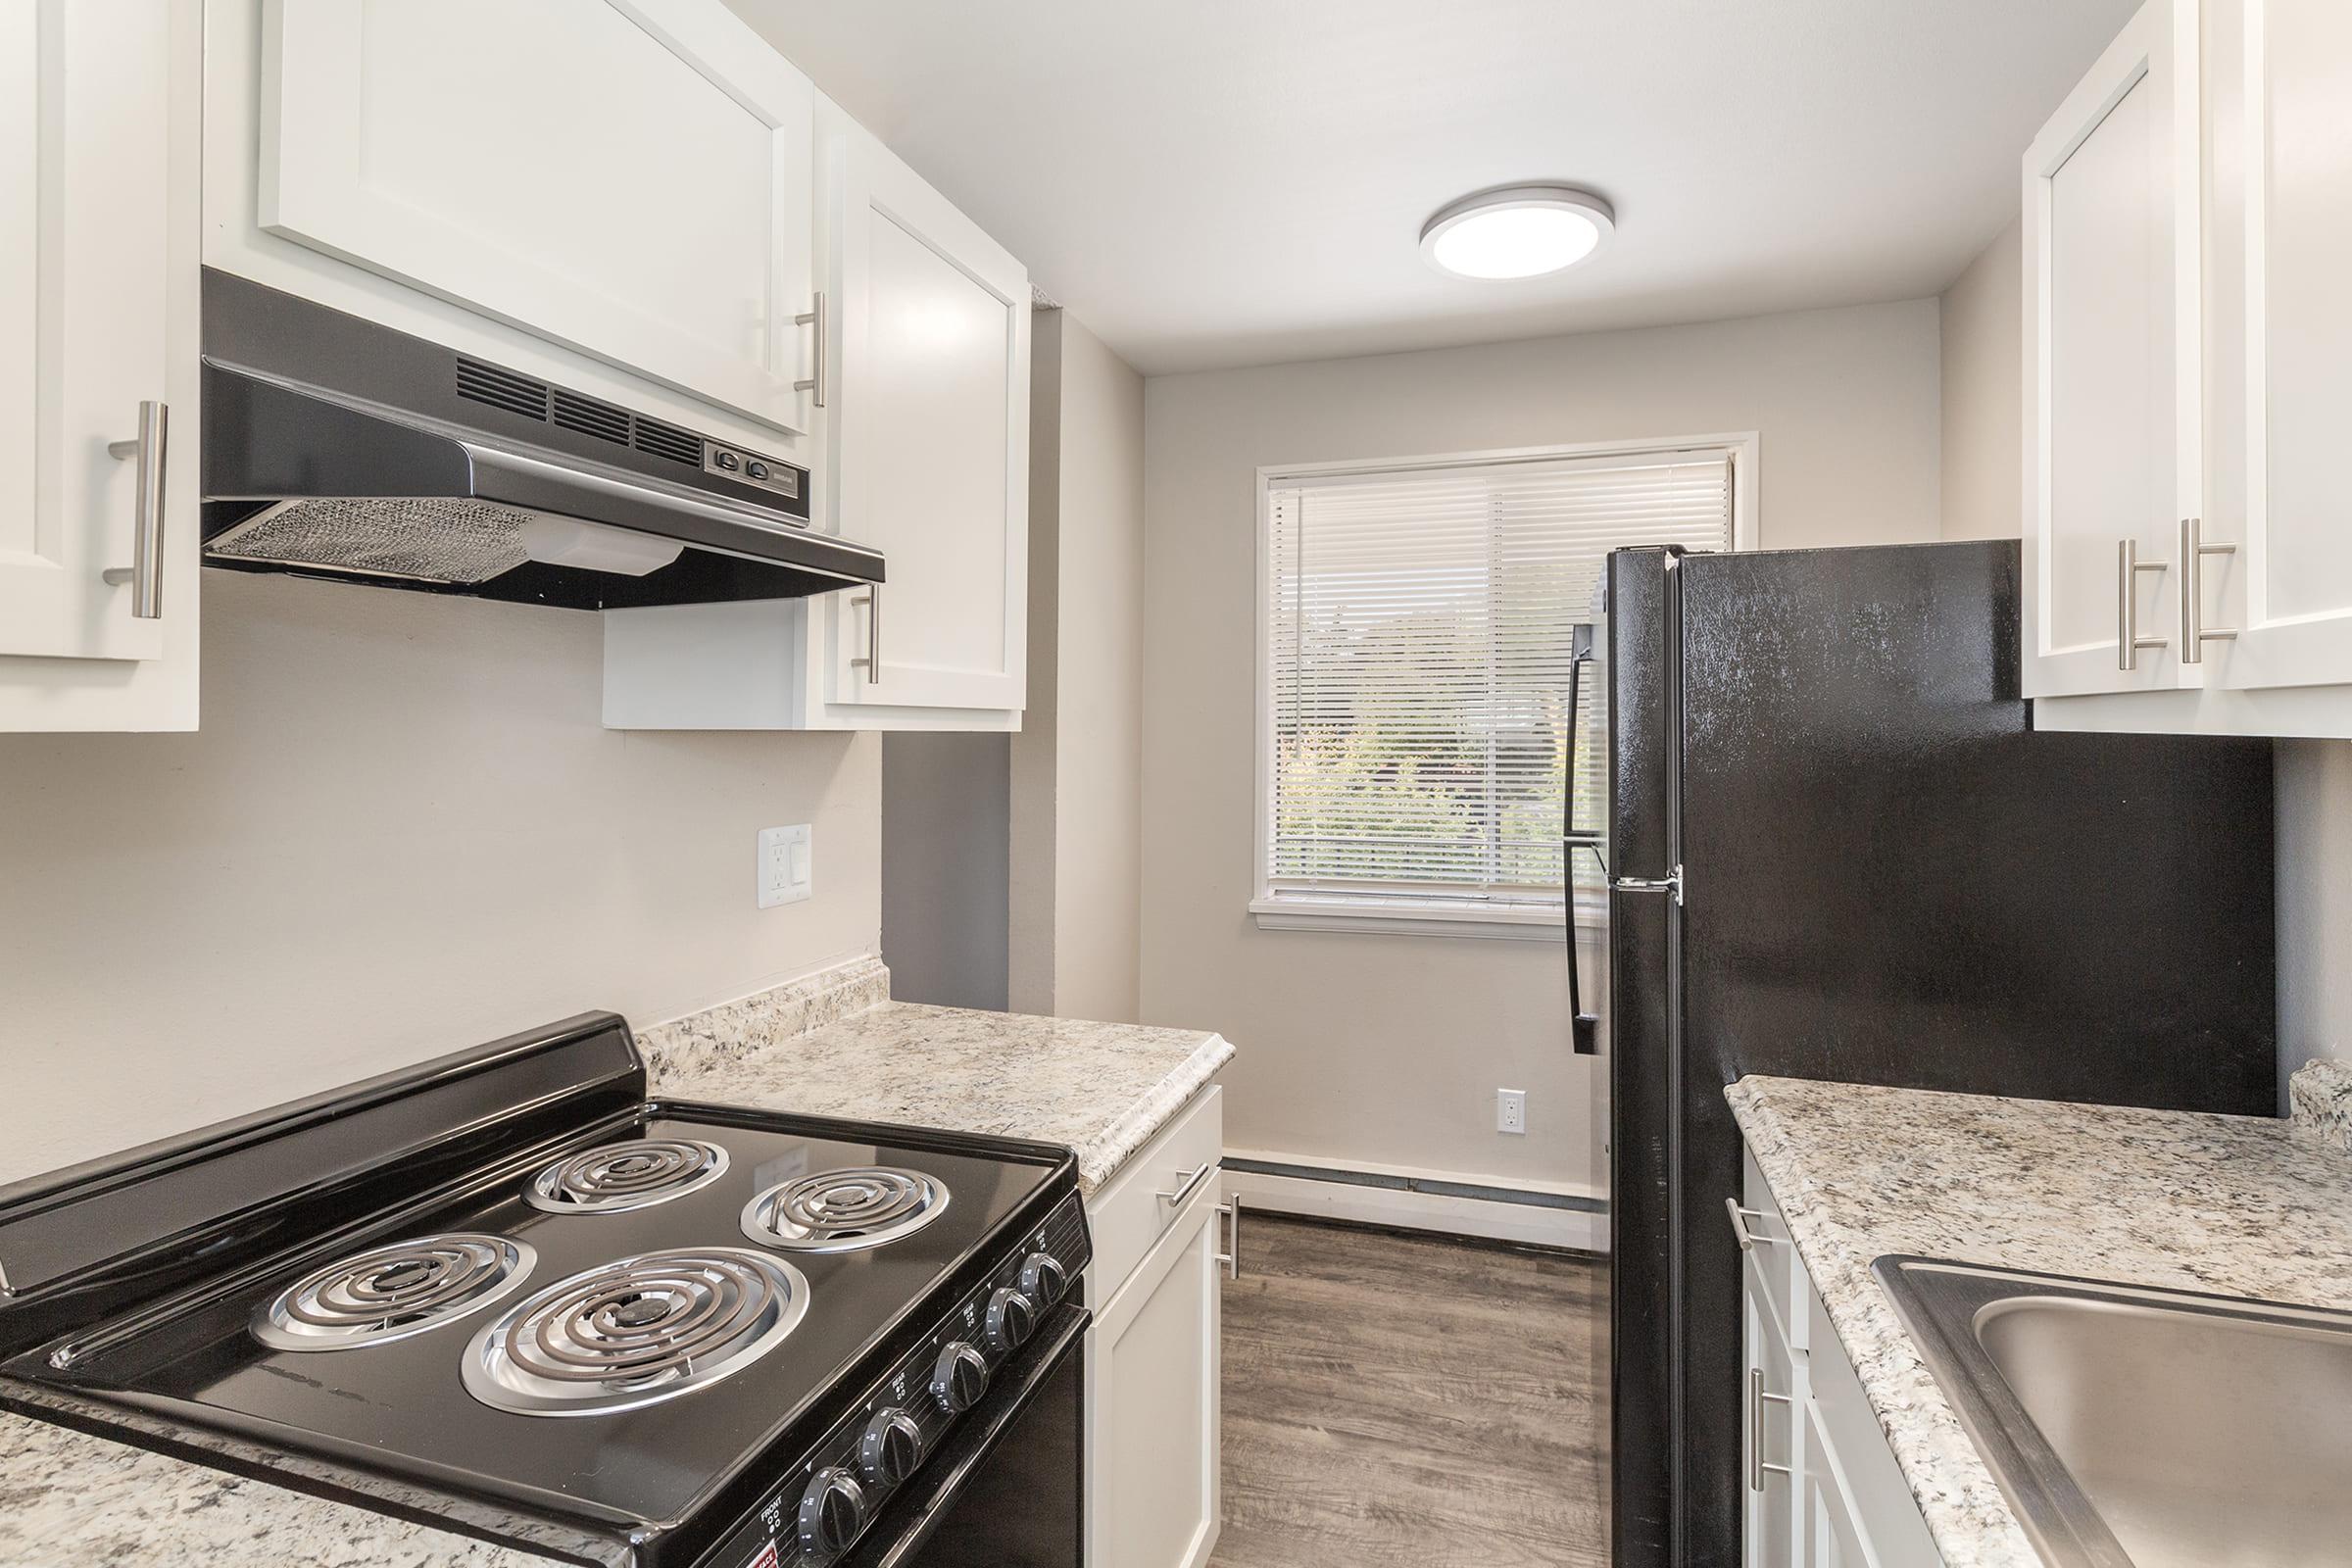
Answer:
[
  {"left": 1496, "top": 1088, "right": 1527, "bottom": 1135},
  {"left": 758, "top": 825, "right": 811, "bottom": 908}
]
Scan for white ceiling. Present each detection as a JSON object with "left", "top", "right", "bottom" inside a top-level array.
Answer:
[{"left": 726, "top": 1, "right": 2136, "bottom": 375}]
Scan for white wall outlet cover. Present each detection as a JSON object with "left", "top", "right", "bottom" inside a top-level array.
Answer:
[
  {"left": 757, "top": 824, "right": 812, "bottom": 908},
  {"left": 1496, "top": 1088, "right": 1527, "bottom": 1135}
]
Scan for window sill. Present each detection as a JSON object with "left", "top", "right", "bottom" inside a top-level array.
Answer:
[{"left": 1248, "top": 898, "right": 1600, "bottom": 942}]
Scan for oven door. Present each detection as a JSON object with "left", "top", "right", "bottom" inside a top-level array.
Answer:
[{"left": 841, "top": 1302, "right": 1086, "bottom": 1568}]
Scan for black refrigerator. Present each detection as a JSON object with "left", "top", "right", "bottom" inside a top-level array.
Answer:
[{"left": 1603, "top": 539, "right": 2276, "bottom": 1568}]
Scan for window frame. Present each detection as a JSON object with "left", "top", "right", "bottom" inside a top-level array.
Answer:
[{"left": 1250, "top": 432, "right": 1759, "bottom": 940}]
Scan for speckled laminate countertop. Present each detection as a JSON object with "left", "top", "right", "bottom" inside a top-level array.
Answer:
[
  {"left": 1729, "top": 1069, "right": 2352, "bottom": 1567},
  {"left": 0, "top": 963, "right": 1232, "bottom": 1565}
]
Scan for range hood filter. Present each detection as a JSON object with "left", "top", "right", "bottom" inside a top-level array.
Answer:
[
  {"left": 209, "top": 497, "right": 541, "bottom": 585},
  {"left": 208, "top": 500, "right": 691, "bottom": 586}
]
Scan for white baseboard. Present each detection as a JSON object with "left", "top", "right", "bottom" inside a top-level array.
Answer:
[{"left": 1221, "top": 1151, "right": 1608, "bottom": 1253}]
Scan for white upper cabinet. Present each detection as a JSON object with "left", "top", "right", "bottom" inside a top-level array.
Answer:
[
  {"left": 816, "top": 105, "right": 1030, "bottom": 716},
  {"left": 256, "top": 0, "right": 818, "bottom": 436},
  {"left": 2035, "top": 0, "right": 2352, "bottom": 734},
  {"left": 2022, "top": 0, "right": 2200, "bottom": 700},
  {"left": 0, "top": 0, "right": 201, "bottom": 732},
  {"left": 2199, "top": 0, "right": 2352, "bottom": 692},
  {"left": 603, "top": 103, "right": 1032, "bottom": 732}
]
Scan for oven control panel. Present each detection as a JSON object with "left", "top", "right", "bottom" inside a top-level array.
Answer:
[{"left": 705, "top": 1190, "right": 1090, "bottom": 1568}]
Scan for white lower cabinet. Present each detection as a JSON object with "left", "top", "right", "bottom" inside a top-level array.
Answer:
[
  {"left": 1740, "top": 1149, "right": 1942, "bottom": 1568},
  {"left": 1084, "top": 1085, "right": 1225, "bottom": 1568},
  {"left": 1800, "top": 1398, "right": 1875, "bottom": 1568},
  {"left": 1743, "top": 1264, "right": 1799, "bottom": 1568}
]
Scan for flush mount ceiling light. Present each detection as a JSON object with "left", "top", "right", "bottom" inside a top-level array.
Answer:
[{"left": 1419, "top": 184, "right": 1616, "bottom": 280}]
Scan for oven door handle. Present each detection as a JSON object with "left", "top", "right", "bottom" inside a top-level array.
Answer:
[{"left": 839, "top": 1302, "right": 1089, "bottom": 1568}]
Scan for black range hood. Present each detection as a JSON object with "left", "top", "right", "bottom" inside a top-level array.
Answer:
[{"left": 199, "top": 268, "right": 882, "bottom": 611}]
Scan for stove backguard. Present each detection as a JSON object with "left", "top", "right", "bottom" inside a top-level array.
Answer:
[{"left": 0, "top": 1013, "right": 647, "bottom": 1356}]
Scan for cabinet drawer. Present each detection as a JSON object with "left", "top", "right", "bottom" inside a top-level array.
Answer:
[
  {"left": 1086, "top": 1085, "right": 1222, "bottom": 1302},
  {"left": 1740, "top": 1148, "right": 1804, "bottom": 1352}
]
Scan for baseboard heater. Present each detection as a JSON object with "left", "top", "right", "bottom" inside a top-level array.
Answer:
[{"left": 1221, "top": 1156, "right": 1608, "bottom": 1214}]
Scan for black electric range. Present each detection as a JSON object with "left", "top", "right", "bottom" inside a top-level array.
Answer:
[{"left": 0, "top": 1013, "right": 1091, "bottom": 1568}]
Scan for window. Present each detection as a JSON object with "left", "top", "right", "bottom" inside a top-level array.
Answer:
[{"left": 1253, "top": 439, "right": 1746, "bottom": 937}]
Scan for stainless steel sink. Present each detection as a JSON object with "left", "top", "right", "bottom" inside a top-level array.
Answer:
[{"left": 1873, "top": 1257, "right": 2352, "bottom": 1568}]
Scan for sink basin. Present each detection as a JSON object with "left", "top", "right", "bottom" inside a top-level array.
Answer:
[{"left": 1873, "top": 1257, "right": 2352, "bottom": 1568}]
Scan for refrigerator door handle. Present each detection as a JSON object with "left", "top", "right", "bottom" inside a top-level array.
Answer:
[{"left": 1613, "top": 865, "right": 1684, "bottom": 906}]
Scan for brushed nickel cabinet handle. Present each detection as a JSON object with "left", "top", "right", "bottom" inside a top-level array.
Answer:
[
  {"left": 1725, "top": 1197, "right": 1781, "bottom": 1252},
  {"left": 2117, "top": 538, "right": 2170, "bottom": 671},
  {"left": 1749, "top": 1367, "right": 1792, "bottom": 1491},
  {"left": 794, "top": 291, "right": 828, "bottom": 408},
  {"left": 100, "top": 400, "right": 169, "bottom": 618},
  {"left": 1216, "top": 1195, "right": 1242, "bottom": 1279},
  {"left": 2178, "top": 516, "right": 2238, "bottom": 663},
  {"left": 1155, "top": 1160, "right": 1217, "bottom": 1210},
  {"left": 846, "top": 584, "right": 881, "bottom": 685}
]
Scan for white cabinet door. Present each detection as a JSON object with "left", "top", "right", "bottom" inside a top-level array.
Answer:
[
  {"left": 0, "top": 0, "right": 199, "bottom": 732},
  {"left": 2200, "top": 0, "right": 2352, "bottom": 690},
  {"left": 1800, "top": 1399, "right": 1877, "bottom": 1568},
  {"left": 262, "top": 0, "right": 817, "bottom": 435},
  {"left": 601, "top": 105, "right": 1033, "bottom": 733},
  {"left": 1742, "top": 1255, "right": 1799, "bottom": 1568},
  {"left": 1087, "top": 1177, "right": 1222, "bottom": 1568},
  {"left": 2022, "top": 0, "right": 2201, "bottom": 698},
  {"left": 818, "top": 108, "right": 1029, "bottom": 716}
]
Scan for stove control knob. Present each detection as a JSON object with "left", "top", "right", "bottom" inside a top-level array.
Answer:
[
  {"left": 858, "top": 1407, "right": 924, "bottom": 1487},
  {"left": 799, "top": 1467, "right": 866, "bottom": 1560},
  {"left": 932, "top": 1341, "right": 989, "bottom": 1413},
  {"left": 985, "top": 1287, "right": 1036, "bottom": 1352},
  {"left": 1019, "top": 1251, "right": 1069, "bottom": 1308}
]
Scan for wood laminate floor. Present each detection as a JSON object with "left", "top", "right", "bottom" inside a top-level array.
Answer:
[{"left": 1207, "top": 1213, "right": 1610, "bottom": 1568}]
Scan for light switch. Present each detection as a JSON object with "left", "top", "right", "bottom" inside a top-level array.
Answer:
[{"left": 758, "top": 825, "right": 811, "bottom": 908}]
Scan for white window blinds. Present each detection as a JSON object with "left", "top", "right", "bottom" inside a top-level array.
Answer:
[{"left": 1263, "top": 449, "right": 1734, "bottom": 914}]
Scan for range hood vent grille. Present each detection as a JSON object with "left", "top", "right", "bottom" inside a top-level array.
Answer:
[
  {"left": 455, "top": 356, "right": 706, "bottom": 469},
  {"left": 631, "top": 416, "right": 703, "bottom": 467},
  {"left": 454, "top": 359, "right": 550, "bottom": 421},
  {"left": 551, "top": 389, "right": 630, "bottom": 446}
]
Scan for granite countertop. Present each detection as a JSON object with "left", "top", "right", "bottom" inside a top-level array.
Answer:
[
  {"left": 643, "top": 999, "right": 1234, "bottom": 1198},
  {"left": 0, "top": 1419, "right": 549, "bottom": 1567},
  {"left": 1729, "top": 1067, "right": 2352, "bottom": 1568},
  {"left": 1, "top": 962, "right": 1232, "bottom": 1565}
]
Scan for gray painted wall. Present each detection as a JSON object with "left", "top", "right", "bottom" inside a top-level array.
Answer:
[
  {"left": 0, "top": 570, "right": 882, "bottom": 1184},
  {"left": 1140, "top": 298, "right": 1944, "bottom": 1193},
  {"left": 1010, "top": 311, "right": 1149, "bottom": 1022},
  {"left": 881, "top": 732, "right": 1010, "bottom": 1010}
]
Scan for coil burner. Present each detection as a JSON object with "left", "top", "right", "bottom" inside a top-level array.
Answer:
[
  {"left": 525, "top": 1138, "right": 729, "bottom": 1215},
  {"left": 740, "top": 1167, "right": 950, "bottom": 1253},
  {"left": 460, "top": 1248, "right": 809, "bottom": 1416},
  {"left": 254, "top": 1234, "right": 535, "bottom": 1351}
]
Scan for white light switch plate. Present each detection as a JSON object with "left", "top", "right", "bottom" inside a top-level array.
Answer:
[{"left": 758, "top": 825, "right": 811, "bottom": 908}]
